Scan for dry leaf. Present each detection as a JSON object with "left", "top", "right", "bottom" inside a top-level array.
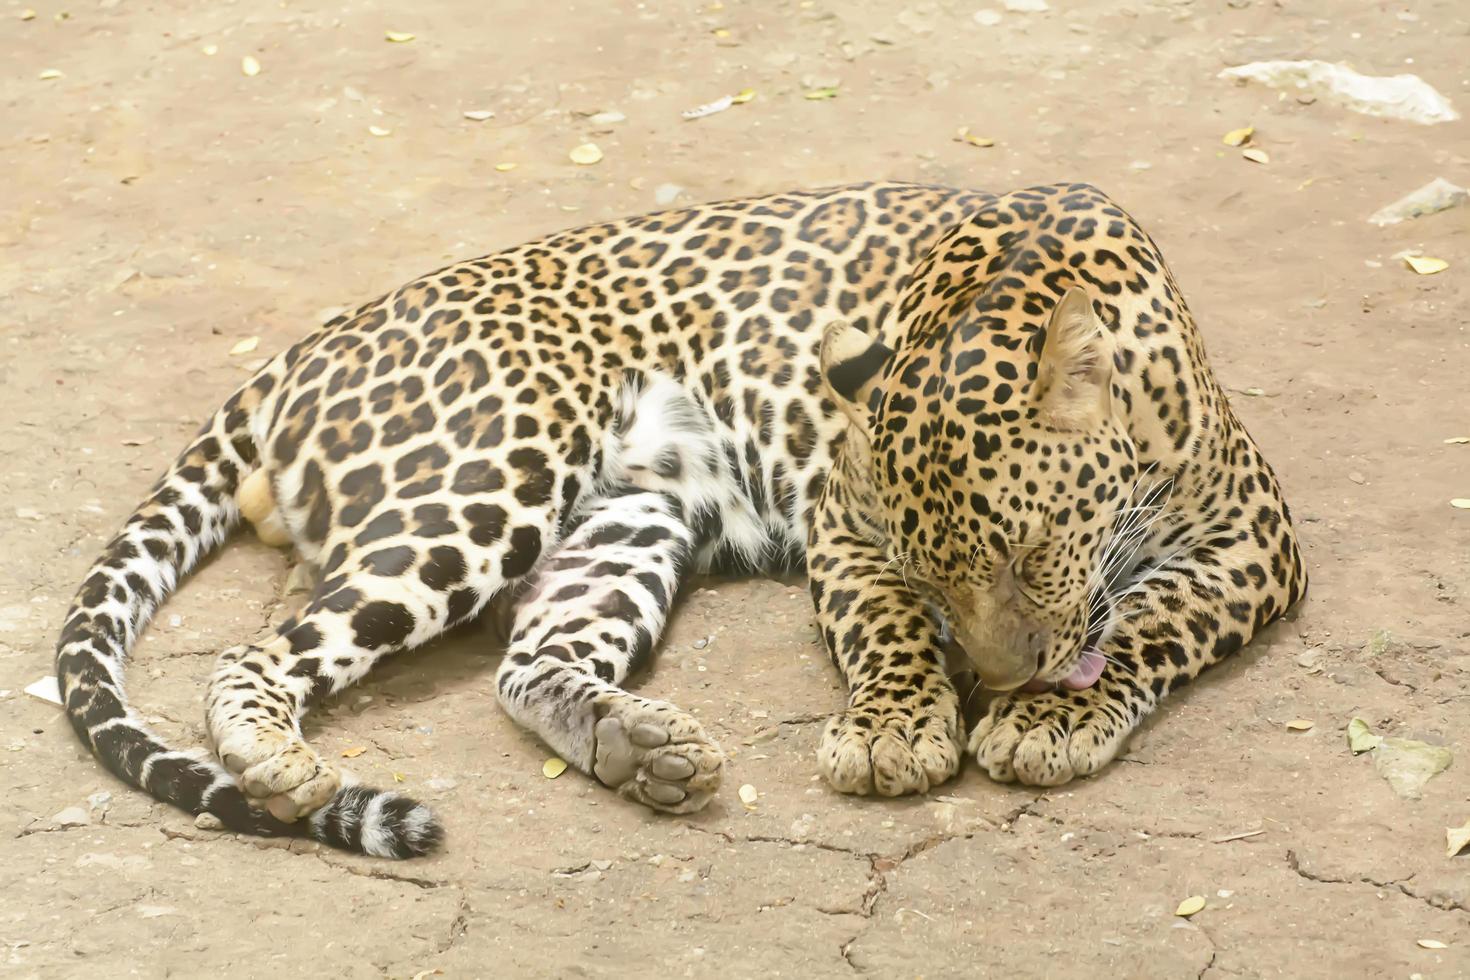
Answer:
[
  {"left": 1222, "top": 125, "right": 1255, "bottom": 146},
  {"left": 1445, "top": 820, "right": 1470, "bottom": 858},
  {"left": 543, "top": 757, "right": 568, "bottom": 778},
  {"left": 1444, "top": 437, "right": 1470, "bottom": 445},
  {"left": 462, "top": 110, "right": 495, "bottom": 121},
  {"left": 1285, "top": 719, "right": 1314, "bottom": 731},
  {"left": 241, "top": 55, "right": 261, "bottom": 77},
  {"left": 1175, "top": 895, "right": 1206, "bottom": 917},
  {"left": 1241, "top": 148, "right": 1270, "bottom": 164},
  {"left": 738, "top": 783, "right": 758, "bottom": 805},
  {"left": 732, "top": 88, "right": 756, "bottom": 104},
  {"left": 1347, "top": 717, "right": 1382, "bottom": 754},
  {"left": 804, "top": 86, "right": 840, "bottom": 100},
  {"left": 228, "top": 336, "right": 259, "bottom": 356},
  {"left": 393, "top": 772, "right": 405, "bottom": 783},
  {"left": 494, "top": 162, "right": 517, "bottom": 172},
  {"left": 568, "top": 143, "right": 603, "bottom": 165},
  {"left": 953, "top": 126, "right": 996, "bottom": 148},
  {"left": 712, "top": 27, "right": 730, "bottom": 38},
  {"left": 1243, "top": 387, "right": 1265, "bottom": 396},
  {"left": 368, "top": 125, "right": 392, "bottom": 137},
  {"left": 955, "top": 127, "right": 996, "bottom": 148},
  {"left": 384, "top": 30, "right": 416, "bottom": 42},
  {"left": 1417, "top": 939, "right": 1448, "bottom": 950},
  {"left": 1451, "top": 498, "right": 1470, "bottom": 510},
  {"left": 1403, "top": 255, "right": 1449, "bottom": 275},
  {"left": 202, "top": 44, "right": 218, "bottom": 56},
  {"left": 340, "top": 746, "right": 367, "bottom": 758},
  {"left": 38, "top": 68, "right": 63, "bottom": 80}
]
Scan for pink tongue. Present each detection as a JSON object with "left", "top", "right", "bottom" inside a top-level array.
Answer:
[
  {"left": 1021, "top": 649, "right": 1106, "bottom": 693},
  {"left": 1061, "top": 649, "right": 1107, "bottom": 690}
]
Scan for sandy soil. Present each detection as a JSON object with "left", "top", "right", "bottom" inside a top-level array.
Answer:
[{"left": 3, "top": 0, "right": 1469, "bottom": 976}]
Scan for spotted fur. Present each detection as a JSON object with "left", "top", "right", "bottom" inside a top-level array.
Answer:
[{"left": 54, "top": 181, "right": 1304, "bottom": 858}]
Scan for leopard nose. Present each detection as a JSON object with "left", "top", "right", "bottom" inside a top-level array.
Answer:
[
  {"left": 959, "top": 626, "right": 1041, "bottom": 691},
  {"left": 973, "top": 646, "right": 1039, "bottom": 691}
]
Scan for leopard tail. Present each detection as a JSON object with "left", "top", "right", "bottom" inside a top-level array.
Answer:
[{"left": 54, "top": 355, "right": 442, "bottom": 859}]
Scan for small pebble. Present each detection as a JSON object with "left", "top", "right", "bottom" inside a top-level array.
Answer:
[
  {"left": 654, "top": 183, "right": 684, "bottom": 206},
  {"left": 194, "top": 812, "right": 225, "bottom": 830}
]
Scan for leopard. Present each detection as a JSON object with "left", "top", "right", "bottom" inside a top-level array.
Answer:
[{"left": 54, "top": 181, "right": 1305, "bottom": 858}]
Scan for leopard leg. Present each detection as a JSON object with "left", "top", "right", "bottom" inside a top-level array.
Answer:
[
  {"left": 496, "top": 487, "right": 726, "bottom": 813},
  {"left": 496, "top": 373, "right": 736, "bottom": 813},
  {"left": 205, "top": 515, "right": 533, "bottom": 822},
  {"left": 807, "top": 468, "right": 963, "bottom": 798},
  {"left": 970, "top": 510, "right": 1307, "bottom": 786}
]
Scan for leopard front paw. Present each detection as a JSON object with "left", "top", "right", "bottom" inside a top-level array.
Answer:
[
  {"left": 967, "top": 686, "right": 1135, "bottom": 786},
  {"left": 819, "top": 697, "right": 962, "bottom": 797}
]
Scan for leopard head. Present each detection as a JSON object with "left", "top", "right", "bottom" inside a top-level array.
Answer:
[{"left": 821, "top": 285, "right": 1138, "bottom": 692}]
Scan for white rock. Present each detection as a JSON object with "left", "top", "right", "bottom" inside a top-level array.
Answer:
[
  {"left": 52, "top": 806, "right": 90, "bottom": 828},
  {"left": 654, "top": 183, "right": 684, "bottom": 206},
  {"left": 426, "top": 777, "right": 458, "bottom": 791},
  {"left": 24, "top": 676, "right": 62, "bottom": 706},
  {"left": 590, "top": 110, "right": 625, "bottom": 125},
  {"left": 973, "top": 9, "right": 1002, "bottom": 25},
  {"left": 1367, "top": 178, "right": 1468, "bottom": 226},
  {"left": 1003, "top": 0, "right": 1047, "bottom": 10},
  {"left": 137, "top": 905, "right": 178, "bottom": 918},
  {"left": 1219, "top": 61, "right": 1459, "bottom": 125}
]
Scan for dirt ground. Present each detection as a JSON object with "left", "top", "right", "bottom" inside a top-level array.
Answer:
[{"left": 3, "top": 0, "right": 1468, "bottom": 976}]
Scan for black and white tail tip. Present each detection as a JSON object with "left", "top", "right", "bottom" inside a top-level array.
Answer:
[{"left": 309, "top": 786, "right": 444, "bottom": 859}]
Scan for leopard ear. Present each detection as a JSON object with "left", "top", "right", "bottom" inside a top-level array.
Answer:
[
  {"left": 1035, "top": 286, "right": 1115, "bottom": 427},
  {"left": 820, "top": 320, "right": 893, "bottom": 432}
]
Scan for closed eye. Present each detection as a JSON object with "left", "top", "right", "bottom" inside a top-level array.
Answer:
[{"left": 1010, "top": 545, "right": 1047, "bottom": 605}]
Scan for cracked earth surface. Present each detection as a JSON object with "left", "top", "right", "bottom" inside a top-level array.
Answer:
[{"left": 3, "top": 0, "right": 1469, "bottom": 977}]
